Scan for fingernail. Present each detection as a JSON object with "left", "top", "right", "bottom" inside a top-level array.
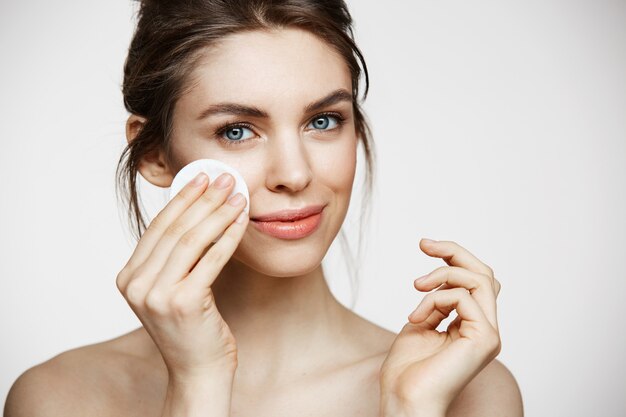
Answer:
[
  {"left": 422, "top": 238, "right": 436, "bottom": 243},
  {"left": 228, "top": 193, "right": 245, "bottom": 206},
  {"left": 235, "top": 211, "right": 247, "bottom": 224},
  {"left": 191, "top": 172, "right": 207, "bottom": 186},
  {"left": 214, "top": 173, "right": 233, "bottom": 189}
]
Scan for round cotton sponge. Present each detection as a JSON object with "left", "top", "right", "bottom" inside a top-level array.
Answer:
[{"left": 168, "top": 159, "right": 250, "bottom": 214}]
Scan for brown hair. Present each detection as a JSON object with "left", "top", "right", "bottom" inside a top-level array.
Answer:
[{"left": 116, "top": 0, "right": 376, "bottom": 306}]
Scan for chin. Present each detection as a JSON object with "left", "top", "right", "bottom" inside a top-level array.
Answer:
[
  {"left": 231, "top": 214, "right": 342, "bottom": 277},
  {"left": 230, "top": 198, "right": 348, "bottom": 277},
  {"left": 233, "top": 238, "right": 329, "bottom": 278}
]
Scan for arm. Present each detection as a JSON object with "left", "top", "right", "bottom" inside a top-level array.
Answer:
[{"left": 113, "top": 173, "right": 248, "bottom": 416}]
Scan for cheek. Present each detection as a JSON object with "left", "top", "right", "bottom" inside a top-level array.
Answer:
[{"left": 313, "top": 139, "right": 357, "bottom": 194}]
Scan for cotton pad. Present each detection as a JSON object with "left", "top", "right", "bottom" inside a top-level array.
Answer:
[{"left": 168, "top": 159, "right": 250, "bottom": 215}]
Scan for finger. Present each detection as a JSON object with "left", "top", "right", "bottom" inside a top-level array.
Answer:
[
  {"left": 416, "top": 308, "right": 463, "bottom": 339},
  {"left": 117, "top": 172, "right": 209, "bottom": 291},
  {"left": 408, "top": 281, "right": 452, "bottom": 328},
  {"left": 408, "top": 279, "right": 455, "bottom": 327},
  {"left": 411, "top": 304, "right": 451, "bottom": 330},
  {"left": 408, "top": 288, "right": 491, "bottom": 336},
  {"left": 136, "top": 173, "right": 237, "bottom": 291},
  {"left": 448, "top": 314, "right": 462, "bottom": 338},
  {"left": 414, "top": 266, "right": 498, "bottom": 329},
  {"left": 419, "top": 238, "right": 494, "bottom": 278},
  {"left": 153, "top": 192, "right": 248, "bottom": 290},
  {"left": 180, "top": 208, "right": 250, "bottom": 291}
]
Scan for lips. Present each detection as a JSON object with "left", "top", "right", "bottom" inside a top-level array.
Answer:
[
  {"left": 250, "top": 204, "right": 326, "bottom": 240},
  {"left": 250, "top": 204, "right": 326, "bottom": 222}
]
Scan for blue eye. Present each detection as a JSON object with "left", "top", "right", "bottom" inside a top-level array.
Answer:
[
  {"left": 309, "top": 115, "right": 339, "bottom": 130},
  {"left": 223, "top": 126, "right": 254, "bottom": 142}
]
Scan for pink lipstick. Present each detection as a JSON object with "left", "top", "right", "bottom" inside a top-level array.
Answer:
[{"left": 250, "top": 204, "right": 325, "bottom": 240}]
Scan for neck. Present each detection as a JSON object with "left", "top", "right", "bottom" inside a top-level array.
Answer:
[{"left": 211, "top": 259, "right": 349, "bottom": 384}]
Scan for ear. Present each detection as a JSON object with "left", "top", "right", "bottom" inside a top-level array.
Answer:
[{"left": 125, "top": 114, "right": 174, "bottom": 188}]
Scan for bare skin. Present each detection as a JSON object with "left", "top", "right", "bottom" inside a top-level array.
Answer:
[
  {"left": 44, "top": 312, "right": 397, "bottom": 417},
  {"left": 4, "top": 28, "right": 522, "bottom": 417},
  {"left": 5, "top": 322, "right": 517, "bottom": 416}
]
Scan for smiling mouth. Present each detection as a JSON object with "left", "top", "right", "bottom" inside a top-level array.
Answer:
[
  {"left": 250, "top": 204, "right": 326, "bottom": 222},
  {"left": 249, "top": 207, "right": 325, "bottom": 240}
]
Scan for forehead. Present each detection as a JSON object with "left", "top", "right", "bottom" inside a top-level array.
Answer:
[{"left": 182, "top": 28, "right": 352, "bottom": 109}]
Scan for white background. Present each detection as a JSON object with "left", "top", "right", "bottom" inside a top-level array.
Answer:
[{"left": 1, "top": 1, "right": 625, "bottom": 416}]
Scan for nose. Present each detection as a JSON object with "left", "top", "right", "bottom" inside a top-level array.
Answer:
[{"left": 265, "top": 131, "right": 313, "bottom": 193}]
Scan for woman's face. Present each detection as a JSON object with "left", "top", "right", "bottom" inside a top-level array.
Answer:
[{"left": 169, "top": 28, "right": 358, "bottom": 277}]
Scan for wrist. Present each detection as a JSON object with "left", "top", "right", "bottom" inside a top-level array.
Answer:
[
  {"left": 163, "top": 369, "right": 236, "bottom": 417},
  {"left": 167, "top": 360, "right": 237, "bottom": 385},
  {"left": 168, "top": 366, "right": 236, "bottom": 392},
  {"left": 381, "top": 412, "right": 445, "bottom": 417},
  {"left": 380, "top": 405, "right": 446, "bottom": 417},
  {"left": 380, "top": 391, "right": 447, "bottom": 417}
]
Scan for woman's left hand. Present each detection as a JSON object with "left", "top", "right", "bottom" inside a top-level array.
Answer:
[{"left": 379, "top": 238, "right": 502, "bottom": 417}]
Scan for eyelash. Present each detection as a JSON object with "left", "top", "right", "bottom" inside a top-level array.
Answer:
[{"left": 213, "top": 112, "right": 347, "bottom": 148}]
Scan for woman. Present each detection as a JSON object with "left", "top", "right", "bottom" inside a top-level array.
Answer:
[{"left": 5, "top": 1, "right": 523, "bottom": 416}]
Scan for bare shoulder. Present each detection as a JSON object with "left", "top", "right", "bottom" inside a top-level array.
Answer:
[
  {"left": 340, "top": 309, "right": 398, "bottom": 374},
  {"left": 5, "top": 346, "right": 116, "bottom": 417},
  {"left": 4, "top": 329, "right": 160, "bottom": 417},
  {"left": 341, "top": 305, "right": 398, "bottom": 356},
  {"left": 447, "top": 359, "right": 524, "bottom": 417}
]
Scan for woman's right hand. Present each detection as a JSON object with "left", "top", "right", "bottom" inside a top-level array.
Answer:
[{"left": 115, "top": 171, "right": 248, "bottom": 381}]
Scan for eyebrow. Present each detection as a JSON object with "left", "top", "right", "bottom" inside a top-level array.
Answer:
[{"left": 196, "top": 88, "right": 353, "bottom": 121}]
